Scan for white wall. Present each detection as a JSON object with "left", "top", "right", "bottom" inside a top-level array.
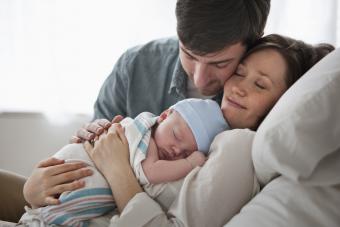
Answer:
[{"left": 0, "top": 112, "right": 91, "bottom": 177}]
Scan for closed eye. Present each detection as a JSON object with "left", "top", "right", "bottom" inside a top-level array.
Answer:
[
  {"left": 173, "top": 129, "right": 180, "bottom": 141},
  {"left": 255, "top": 82, "right": 265, "bottom": 89},
  {"left": 214, "top": 62, "right": 230, "bottom": 69},
  {"left": 235, "top": 72, "right": 245, "bottom": 77}
]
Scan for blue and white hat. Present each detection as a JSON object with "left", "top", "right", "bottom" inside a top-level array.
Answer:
[{"left": 171, "top": 98, "right": 229, "bottom": 154}]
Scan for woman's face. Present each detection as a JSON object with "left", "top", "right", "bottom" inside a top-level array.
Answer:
[{"left": 221, "top": 48, "right": 288, "bottom": 129}]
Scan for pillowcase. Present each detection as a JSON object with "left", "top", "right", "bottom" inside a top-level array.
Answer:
[
  {"left": 252, "top": 48, "right": 340, "bottom": 186},
  {"left": 225, "top": 177, "right": 340, "bottom": 227}
]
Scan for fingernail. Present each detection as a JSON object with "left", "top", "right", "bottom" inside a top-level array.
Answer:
[
  {"left": 86, "top": 169, "right": 93, "bottom": 175},
  {"left": 88, "top": 133, "right": 95, "bottom": 140},
  {"left": 96, "top": 128, "right": 103, "bottom": 134}
]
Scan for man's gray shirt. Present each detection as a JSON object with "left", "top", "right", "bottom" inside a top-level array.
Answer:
[{"left": 93, "top": 37, "right": 222, "bottom": 120}]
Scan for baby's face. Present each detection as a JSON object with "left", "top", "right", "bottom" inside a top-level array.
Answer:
[
  {"left": 221, "top": 48, "right": 288, "bottom": 129},
  {"left": 153, "top": 110, "right": 197, "bottom": 160}
]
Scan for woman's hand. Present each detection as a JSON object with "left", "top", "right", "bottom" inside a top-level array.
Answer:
[
  {"left": 70, "top": 115, "right": 124, "bottom": 143},
  {"left": 23, "top": 157, "right": 93, "bottom": 208},
  {"left": 84, "top": 124, "right": 129, "bottom": 177},
  {"left": 84, "top": 123, "right": 143, "bottom": 212}
]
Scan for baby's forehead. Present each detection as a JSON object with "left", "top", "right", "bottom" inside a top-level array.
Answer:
[
  {"left": 170, "top": 109, "right": 188, "bottom": 125},
  {"left": 169, "top": 109, "right": 192, "bottom": 130}
]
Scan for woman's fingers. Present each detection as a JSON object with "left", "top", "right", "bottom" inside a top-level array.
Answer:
[
  {"left": 24, "top": 158, "right": 93, "bottom": 207},
  {"left": 44, "top": 196, "right": 60, "bottom": 206},
  {"left": 46, "top": 162, "right": 87, "bottom": 176},
  {"left": 37, "top": 157, "right": 64, "bottom": 168},
  {"left": 50, "top": 166, "right": 93, "bottom": 185},
  {"left": 48, "top": 180, "right": 86, "bottom": 197},
  {"left": 115, "top": 124, "right": 128, "bottom": 145}
]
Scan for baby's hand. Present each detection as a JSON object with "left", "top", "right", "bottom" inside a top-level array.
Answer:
[{"left": 186, "top": 151, "right": 206, "bottom": 168}]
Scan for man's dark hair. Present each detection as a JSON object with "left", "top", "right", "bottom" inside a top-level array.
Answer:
[{"left": 176, "top": 0, "right": 271, "bottom": 55}]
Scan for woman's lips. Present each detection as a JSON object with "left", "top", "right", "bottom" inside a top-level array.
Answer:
[{"left": 227, "top": 97, "right": 246, "bottom": 109}]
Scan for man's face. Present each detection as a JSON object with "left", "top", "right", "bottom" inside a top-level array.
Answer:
[{"left": 179, "top": 41, "right": 246, "bottom": 96}]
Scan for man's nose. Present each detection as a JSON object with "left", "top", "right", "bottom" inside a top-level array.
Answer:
[{"left": 193, "top": 63, "right": 210, "bottom": 88}]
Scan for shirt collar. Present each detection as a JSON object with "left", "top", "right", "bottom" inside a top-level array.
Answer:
[{"left": 168, "top": 57, "right": 187, "bottom": 98}]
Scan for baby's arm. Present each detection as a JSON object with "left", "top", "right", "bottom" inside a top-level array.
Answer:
[{"left": 142, "top": 139, "right": 206, "bottom": 184}]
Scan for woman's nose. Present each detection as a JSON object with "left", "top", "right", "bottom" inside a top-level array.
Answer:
[{"left": 231, "top": 84, "right": 246, "bottom": 97}]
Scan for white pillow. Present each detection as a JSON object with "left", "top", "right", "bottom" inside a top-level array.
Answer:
[
  {"left": 225, "top": 177, "right": 340, "bottom": 227},
  {"left": 252, "top": 48, "right": 340, "bottom": 186}
]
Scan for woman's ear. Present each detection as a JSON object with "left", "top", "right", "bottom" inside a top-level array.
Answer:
[{"left": 157, "top": 109, "right": 171, "bottom": 123}]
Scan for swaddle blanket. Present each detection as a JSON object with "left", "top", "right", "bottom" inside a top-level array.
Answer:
[{"left": 38, "top": 112, "right": 158, "bottom": 227}]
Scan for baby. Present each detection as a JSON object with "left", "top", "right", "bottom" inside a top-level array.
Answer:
[{"left": 21, "top": 98, "right": 228, "bottom": 227}]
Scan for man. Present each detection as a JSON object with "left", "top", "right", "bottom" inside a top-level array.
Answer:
[
  {"left": 72, "top": 0, "right": 270, "bottom": 143},
  {"left": 0, "top": 0, "right": 270, "bottom": 223}
]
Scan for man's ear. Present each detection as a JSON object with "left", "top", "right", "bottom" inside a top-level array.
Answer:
[{"left": 157, "top": 109, "right": 171, "bottom": 123}]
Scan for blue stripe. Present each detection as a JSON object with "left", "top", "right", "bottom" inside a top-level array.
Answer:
[
  {"left": 50, "top": 204, "right": 115, "bottom": 226},
  {"left": 137, "top": 141, "right": 148, "bottom": 154},
  {"left": 59, "top": 188, "right": 112, "bottom": 203},
  {"left": 134, "top": 118, "right": 148, "bottom": 134}
]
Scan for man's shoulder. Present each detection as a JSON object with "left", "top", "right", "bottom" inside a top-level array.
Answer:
[{"left": 127, "top": 37, "right": 179, "bottom": 58}]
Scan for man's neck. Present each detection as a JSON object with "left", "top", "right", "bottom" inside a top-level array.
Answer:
[{"left": 186, "top": 78, "right": 214, "bottom": 99}]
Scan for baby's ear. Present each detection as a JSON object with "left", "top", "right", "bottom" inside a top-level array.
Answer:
[{"left": 157, "top": 109, "right": 171, "bottom": 123}]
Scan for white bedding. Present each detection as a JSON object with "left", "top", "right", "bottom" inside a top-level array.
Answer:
[
  {"left": 225, "top": 48, "right": 340, "bottom": 226},
  {"left": 226, "top": 177, "right": 340, "bottom": 227}
]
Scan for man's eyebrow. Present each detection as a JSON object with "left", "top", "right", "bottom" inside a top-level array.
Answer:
[
  {"left": 209, "top": 58, "right": 234, "bottom": 65},
  {"left": 180, "top": 46, "right": 198, "bottom": 60},
  {"left": 180, "top": 46, "right": 234, "bottom": 64}
]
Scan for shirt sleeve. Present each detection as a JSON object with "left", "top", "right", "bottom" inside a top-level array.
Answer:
[
  {"left": 110, "top": 129, "right": 258, "bottom": 227},
  {"left": 110, "top": 193, "right": 184, "bottom": 227}
]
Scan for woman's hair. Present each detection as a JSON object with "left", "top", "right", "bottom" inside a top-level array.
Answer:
[
  {"left": 244, "top": 34, "right": 335, "bottom": 87},
  {"left": 245, "top": 34, "right": 334, "bottom": 130},
  {"left": 176, "top": 0, "right": 271, "bottom": 55}
]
